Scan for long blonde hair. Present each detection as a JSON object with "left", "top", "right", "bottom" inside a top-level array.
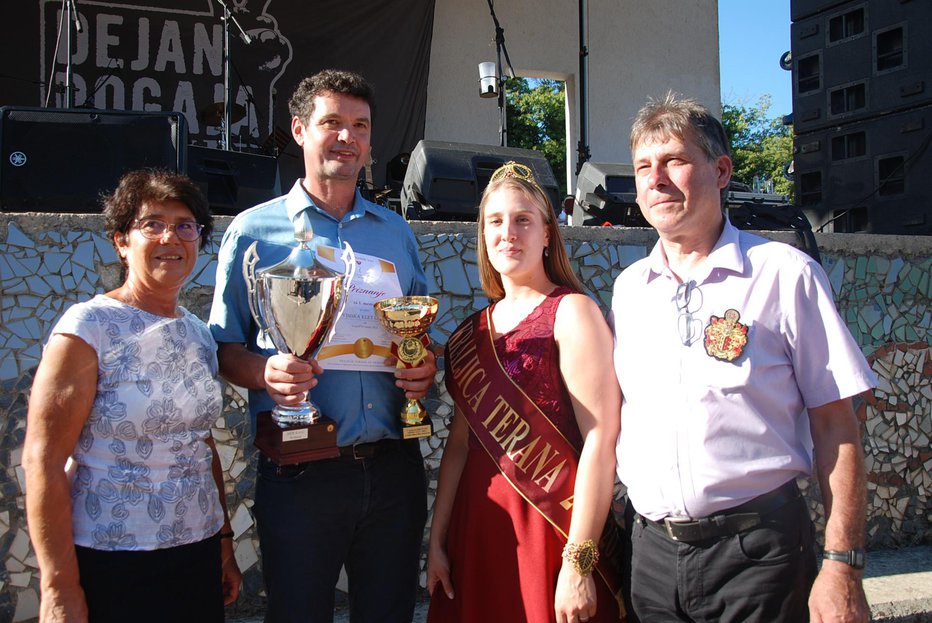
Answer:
[{"left": 476, "top": 172, "right": 584, "bottom": 300}]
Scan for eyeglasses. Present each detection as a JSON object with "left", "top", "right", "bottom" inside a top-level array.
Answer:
[
  {"left": 675, "top": 281, "right": 703, "bottom": 346},
  {"left": 133, "top": 218, "right": 203, "bottom": 242}
]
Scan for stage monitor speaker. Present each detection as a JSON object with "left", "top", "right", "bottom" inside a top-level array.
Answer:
[
  {"left": 401, "top": 140, "right": 560, "bottom": 221},
  {"left": 186, "top": 146, "right": 280, "bottom": 216},
  {"left": 572, "top": 161, "right": 646, "bottom": 226},
  {"left": 0, "top": 107, "right": 186, "bottom": 213},
  {"left": 386, "top": 152, "right": 411, "bottom": 196}
]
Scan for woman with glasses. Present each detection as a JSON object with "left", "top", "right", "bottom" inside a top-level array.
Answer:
[
  {"left": 24, "top": 170, "right": 241, "bottom": 622},
  {"left": 426, "top": 163, "right": 623, "bottom": 623}
]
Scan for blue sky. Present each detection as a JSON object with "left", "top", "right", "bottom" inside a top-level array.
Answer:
[{"left": 718, "top": 0, "right": 792, "bottom": 116}]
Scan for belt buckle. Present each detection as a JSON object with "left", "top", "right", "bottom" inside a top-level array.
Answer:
[
  {"left": 351, "top": 442, "right": 381, "bottom": 460},
  {"left": 663, "top": 516, "right": 692, "bottom": 541}
]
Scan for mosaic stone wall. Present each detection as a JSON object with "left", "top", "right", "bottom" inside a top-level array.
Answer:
[{"left": 0, "top": 215, "right": 929, "bottom": 621}]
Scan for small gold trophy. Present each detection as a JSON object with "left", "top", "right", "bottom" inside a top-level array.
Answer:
[{"left": 374, "top": 296, "right": 439, "bottom": 439}]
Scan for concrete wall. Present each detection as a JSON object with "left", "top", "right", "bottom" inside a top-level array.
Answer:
[
  {"left": 425, "top": 0, "right": 722, "bottom": 189},
  {"left": 1, "top": 214, "right": 929, "bottom": 620}
]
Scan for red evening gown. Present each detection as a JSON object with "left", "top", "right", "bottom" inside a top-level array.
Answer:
[{"left": 428, "top": 287, "right": 621, "bottom": 622}]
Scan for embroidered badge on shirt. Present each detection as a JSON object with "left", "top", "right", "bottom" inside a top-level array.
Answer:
[{"left": 704, "top": 309, "right": 749, "bottom": 361}]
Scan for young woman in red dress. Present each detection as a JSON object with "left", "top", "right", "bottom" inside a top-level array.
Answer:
[{"left": 427, "top": 162, "right": 624, "bottom": 623}]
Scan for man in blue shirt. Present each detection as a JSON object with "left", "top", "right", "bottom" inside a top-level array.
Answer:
[{"left": 209, "top": 69, "right": 435, "bottom": 623}]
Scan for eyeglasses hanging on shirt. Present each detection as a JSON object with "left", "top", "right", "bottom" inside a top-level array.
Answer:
[{"left": 675, "top": 281, "right": 703, "bottom": 346}]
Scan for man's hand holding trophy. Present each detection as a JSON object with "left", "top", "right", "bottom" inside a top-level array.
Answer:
[
  {"left": 374, "top": 296, "right": 439, "bottom": 439},
  {"left": 243, "top": 220, "right": 355, "bottom": 464}
]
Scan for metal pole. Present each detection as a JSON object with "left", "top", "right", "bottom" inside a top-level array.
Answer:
[
  {"left": 576, "top": 0, "right": 591, "bottom": 174},
  {"left": 496, "top": 30, "right": 506, "bottom": 146},
  {"left": 223, "top": 2, "right": 232, "bottom": 150},
  {"left": 64, "top": 0, "right": 76, "bottom": 107}
]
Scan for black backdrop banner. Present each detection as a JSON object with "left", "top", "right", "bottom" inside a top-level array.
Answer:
[{"left": 0, "top": 0, "right": 436, "bottom": 188}]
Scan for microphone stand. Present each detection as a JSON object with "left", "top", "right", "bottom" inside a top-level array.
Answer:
[
  {"left": 485, "top": 0, "right": 515, "bottom": 147},
  {"left": 231, "top": 58, "right": 266, "bottom": 151},
  {"left": 214, "top": 0, "right": 252, "bottom": 150},
  {"left": 63, "top": 0, "right": 82, "bottom": 108}
]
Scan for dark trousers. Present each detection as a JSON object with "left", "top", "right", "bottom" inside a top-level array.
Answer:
[
  {"left": 254, "top": 439, "right": 428, "bottom": 623},
  {"left": 75, "top": 534, "right": 223, "bottom": 623},
  {"left": 622, "top": 493, "right": 818, "bottom": 623}
]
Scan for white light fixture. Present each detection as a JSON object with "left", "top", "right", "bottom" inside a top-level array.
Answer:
[{"left": 478, "top": 62, "right": 498, "bottom": 98}]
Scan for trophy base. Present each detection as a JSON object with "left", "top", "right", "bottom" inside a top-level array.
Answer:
[
  {"left": 254, "top": 410, "right": 340, "bottom": 465},
  {"left": 401, "top": 419, "right": 434, "bottom": 440}
]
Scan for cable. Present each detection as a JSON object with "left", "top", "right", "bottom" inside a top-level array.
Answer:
[
  {"left": 45, "top": 0, "right": 68, "bottom": 108},
  {"left": 815, "top": 124, "right": 932, "bottom": 232}
]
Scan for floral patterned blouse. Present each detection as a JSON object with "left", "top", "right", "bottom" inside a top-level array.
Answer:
[{"left": 52, "top": 295, "right": 224, "bottom": 551}]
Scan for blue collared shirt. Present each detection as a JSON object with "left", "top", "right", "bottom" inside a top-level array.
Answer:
[{"left": 208, "top": 180, "right": 428, "bottom": 445}]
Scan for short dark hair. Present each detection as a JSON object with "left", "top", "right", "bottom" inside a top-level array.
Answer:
[
  {"left": 103, "top": 169, "right": 212, "bottom": 251},
  {"left": 288, "top": 69, "right": 376, "bottom": 123}
]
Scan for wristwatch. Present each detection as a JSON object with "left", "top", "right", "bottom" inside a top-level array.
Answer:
[{"left": 823, "top": 548, "right": 865, "bottom": 569}]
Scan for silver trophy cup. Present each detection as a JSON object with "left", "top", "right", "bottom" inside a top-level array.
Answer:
[{"left": 243, "top": 222, "right": 355, "bottom": 426}]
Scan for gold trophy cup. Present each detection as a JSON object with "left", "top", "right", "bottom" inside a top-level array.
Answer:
[{"left": 374, "top": 296, "right": 439, "bottom": 439}]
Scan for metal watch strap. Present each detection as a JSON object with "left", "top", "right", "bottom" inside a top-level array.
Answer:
[{"left": 823, "top": 549, "right": 866, "bottom": 569}]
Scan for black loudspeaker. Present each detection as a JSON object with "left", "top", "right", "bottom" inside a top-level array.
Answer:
[
  {"left": 400, "top": 140, "right": 560, "bottom": 221},
  {"left": 791, "top": 0, "right": 848, "bottom": 21},
  {"left": 0, "top": 107, "right": 186, "bottom": 213},
  {"left": 572, "top": 161, "right": 646, "bottom": 226},
  {"left": 186, "top": 146, "right": 280, "bottom": 216},
  {"left": 794, "top": 104, "right": 932, "bottom": 235},
  {"left": 386, "top": 152, "right": 411, "bottom": 193},
  {"left": 791, "top": 0, "right": 932, "bottom": 135}
]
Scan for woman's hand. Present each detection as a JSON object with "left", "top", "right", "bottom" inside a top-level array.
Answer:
[
  {"left": 426, "top": 542, "right": 455, "bottom": 601},
  {"left": 220, "top": 538, "right": 242, "bottom": 605},
  {"left": 554, "top": 565, "right": 598, "bottom": 623},
  {"left": 38, "top": 585, "right": 88, "bottom": 623}
]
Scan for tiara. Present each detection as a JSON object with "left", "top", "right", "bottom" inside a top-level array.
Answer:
[{"left": 489, "top": 161, "right": 537, "bottom": 185}]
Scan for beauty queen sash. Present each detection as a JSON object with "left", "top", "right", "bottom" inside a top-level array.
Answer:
[{"left": 445, "top": 308, "right": 624, "bottom": 617}]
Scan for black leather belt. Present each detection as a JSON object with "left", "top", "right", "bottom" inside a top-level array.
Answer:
[
  {"left": 640, "top": 480, "right": 801, "bottom": 543},
  {"left": 338, "top": 438, "right": 403, "bottom": 460}
]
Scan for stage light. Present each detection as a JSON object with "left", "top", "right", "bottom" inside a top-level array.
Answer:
[{"left": 478, "top": 62, "right": 498, "bottom": 98}]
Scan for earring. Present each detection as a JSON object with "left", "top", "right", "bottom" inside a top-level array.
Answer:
[{"left": 544, "top": 247, "right": 550, "bottom": 258}]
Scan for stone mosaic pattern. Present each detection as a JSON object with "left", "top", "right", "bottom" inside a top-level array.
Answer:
[{"left": 0, "top": 215, "right": 929, "bottom": 620}]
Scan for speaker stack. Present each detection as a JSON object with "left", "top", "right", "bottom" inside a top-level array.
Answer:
[{"left": 790, "top": 0, "right": 932, "bottom": 234}]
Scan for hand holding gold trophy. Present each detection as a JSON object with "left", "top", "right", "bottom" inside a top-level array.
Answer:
[{"left": 374, "top": 296, "right": 439, "bottom": 439}]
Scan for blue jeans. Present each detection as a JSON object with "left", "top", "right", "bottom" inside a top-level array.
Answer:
[{"left": 254, "top": 440, "right": 428, "bottom": 623}]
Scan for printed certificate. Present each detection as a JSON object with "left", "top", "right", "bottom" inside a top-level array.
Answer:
[{"left": 316, "top": 246, "right": 402, "bottom": 372}]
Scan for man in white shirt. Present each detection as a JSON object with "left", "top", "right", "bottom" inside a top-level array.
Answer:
[{"left": 610, "top": 93, "right": 875, "bottom": 623}]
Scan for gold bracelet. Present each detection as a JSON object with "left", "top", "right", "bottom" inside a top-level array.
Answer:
[{"left": 562, "top": 539, "right": 600, "bottom": 576}]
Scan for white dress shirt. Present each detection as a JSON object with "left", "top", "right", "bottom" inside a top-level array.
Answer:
[{"left": 611, "top": 220, "right": 875, "bottom": 520}]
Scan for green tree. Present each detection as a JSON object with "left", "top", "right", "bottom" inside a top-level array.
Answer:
[
  {"left": 722, "top": 95, "right": 794, "bottom": 199},
  {"left": 505, "top": 78, "right": 567, "bottom": 194}
]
